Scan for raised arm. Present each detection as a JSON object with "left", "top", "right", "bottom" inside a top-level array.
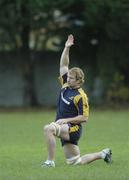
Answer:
[{"left": 60, "top": 34, "right": 74, "bottom": 76}]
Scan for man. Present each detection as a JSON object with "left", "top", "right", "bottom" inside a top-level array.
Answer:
[{"left": 42, "top": 34, "right": 112, "bottom": 167}]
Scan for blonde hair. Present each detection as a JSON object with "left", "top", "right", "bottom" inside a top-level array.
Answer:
[{"left": 69, "top": 67, "right": 85, "bottom": 85}]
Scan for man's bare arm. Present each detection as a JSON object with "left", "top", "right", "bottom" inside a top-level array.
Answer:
[
  {"left": 60, "top": 34, "right": 74, "bottom": 76},
  {"left": 56, "top": 115, "right": 88, "bottom": 125}
]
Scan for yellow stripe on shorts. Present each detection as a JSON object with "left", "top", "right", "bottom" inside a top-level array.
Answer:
[{"left": 69, "top": 125, "right": 79, "bottom": 133}]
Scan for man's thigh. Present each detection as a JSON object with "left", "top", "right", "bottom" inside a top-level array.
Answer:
[{"left": 60, "top": 124, "right": 70, "bottom": 141}]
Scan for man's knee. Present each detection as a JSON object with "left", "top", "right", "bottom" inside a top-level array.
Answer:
[
  {"left": 44, "top": 124, "right": 49, "bottom": 132},
  {"left": 43, "top": 122, "right": 61, "bottom": 136},
  {"left": 44, "top": 124, "right": 53, "bottom": 132},
  {"left": 50, "top": 122, "right": 61, "bottom": 136},
  {"left": 66, "top": 155, "right": 82, "bottom": 165}
]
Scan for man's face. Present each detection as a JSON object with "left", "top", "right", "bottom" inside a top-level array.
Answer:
[{"left": 67, "top": 72, "right": 79, "bottom": 88}]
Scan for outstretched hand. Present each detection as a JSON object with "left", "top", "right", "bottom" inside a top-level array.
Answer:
[{"left": 65, "top": 34, "right": 74, "bottom": 48}]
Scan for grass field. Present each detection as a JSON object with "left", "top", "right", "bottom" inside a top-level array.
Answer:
[{"left": 0, "top": 109, "right": 128, "bottom": 180}]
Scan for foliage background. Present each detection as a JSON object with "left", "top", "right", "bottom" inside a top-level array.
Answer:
[{"left": 0, "top": 0, "right": 129, "bottom": 107}]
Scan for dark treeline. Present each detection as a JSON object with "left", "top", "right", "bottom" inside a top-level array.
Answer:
[{"left": 0, "top": 0, "right": 129, "bottom": 107}]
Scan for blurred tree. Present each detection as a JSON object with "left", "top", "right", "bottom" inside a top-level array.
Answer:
[
  {"left": 0, "top": 0, "right": 77, "bottom": 106},
  {"left": 0, "top": 0, "right": 129, "bottom": 105},
  {"left": 82, "top": 0, "right": 129, "bottom": 102}
]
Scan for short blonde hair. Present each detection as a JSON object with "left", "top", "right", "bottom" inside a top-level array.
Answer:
[{"left": 69, "top": 67, "right": 85, "bottom": 85}]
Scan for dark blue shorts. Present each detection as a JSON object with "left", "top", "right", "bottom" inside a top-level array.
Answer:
[{"left": 61, "top": 123, "right": 82, "bottom": 146}]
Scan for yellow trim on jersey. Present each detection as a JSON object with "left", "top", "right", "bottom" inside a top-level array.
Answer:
[
  {"left": 78, "top": 88, "right": 89, "bottom": 117},
  {"left": 58, "top": 76, "right": 68, "bottom": 88},
  {"left": 62, "top": 83, "right": 69, "bottom": 88},
  {"left": 73, "top": 94, "right": 82, "bottom": 111},
  {"left": 58, "top": 76, "right": 63, "bottom": 86},
  {"left": 69, "top": 125, "right": 79, "bottom": 133},
  {"left": 74, "top": 88, "right": 89, "bottom": 117}
]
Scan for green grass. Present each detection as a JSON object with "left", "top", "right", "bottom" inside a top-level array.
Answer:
[{"left": 0, "top": 109, "right": 128, "bottom": 180}]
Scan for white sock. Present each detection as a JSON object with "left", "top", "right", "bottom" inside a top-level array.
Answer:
[
  {"left": 101, "top": 148, "right": 109, "bottom": 159},
  {"left": 45, "top": 160, "right": 54, "bottom": 164},
  {"left": 100, "top": 151, "right": 106, "bottom": 159}
]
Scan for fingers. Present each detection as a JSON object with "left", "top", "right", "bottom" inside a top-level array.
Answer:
[
  {"left": 56, "top": 119, "right": 66, "bottom": 125},
  {"left": 65, "top": 34, "right": 74, "bottom": 47},
  {"left": 56, "top": 120, "right": 63, "bottom": 125},
  {"left": 68, "top": 34, "right": 74, "bottom": 38},
  {"left": 68, "top": 34, "right": 74, "bottom": 44}
]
